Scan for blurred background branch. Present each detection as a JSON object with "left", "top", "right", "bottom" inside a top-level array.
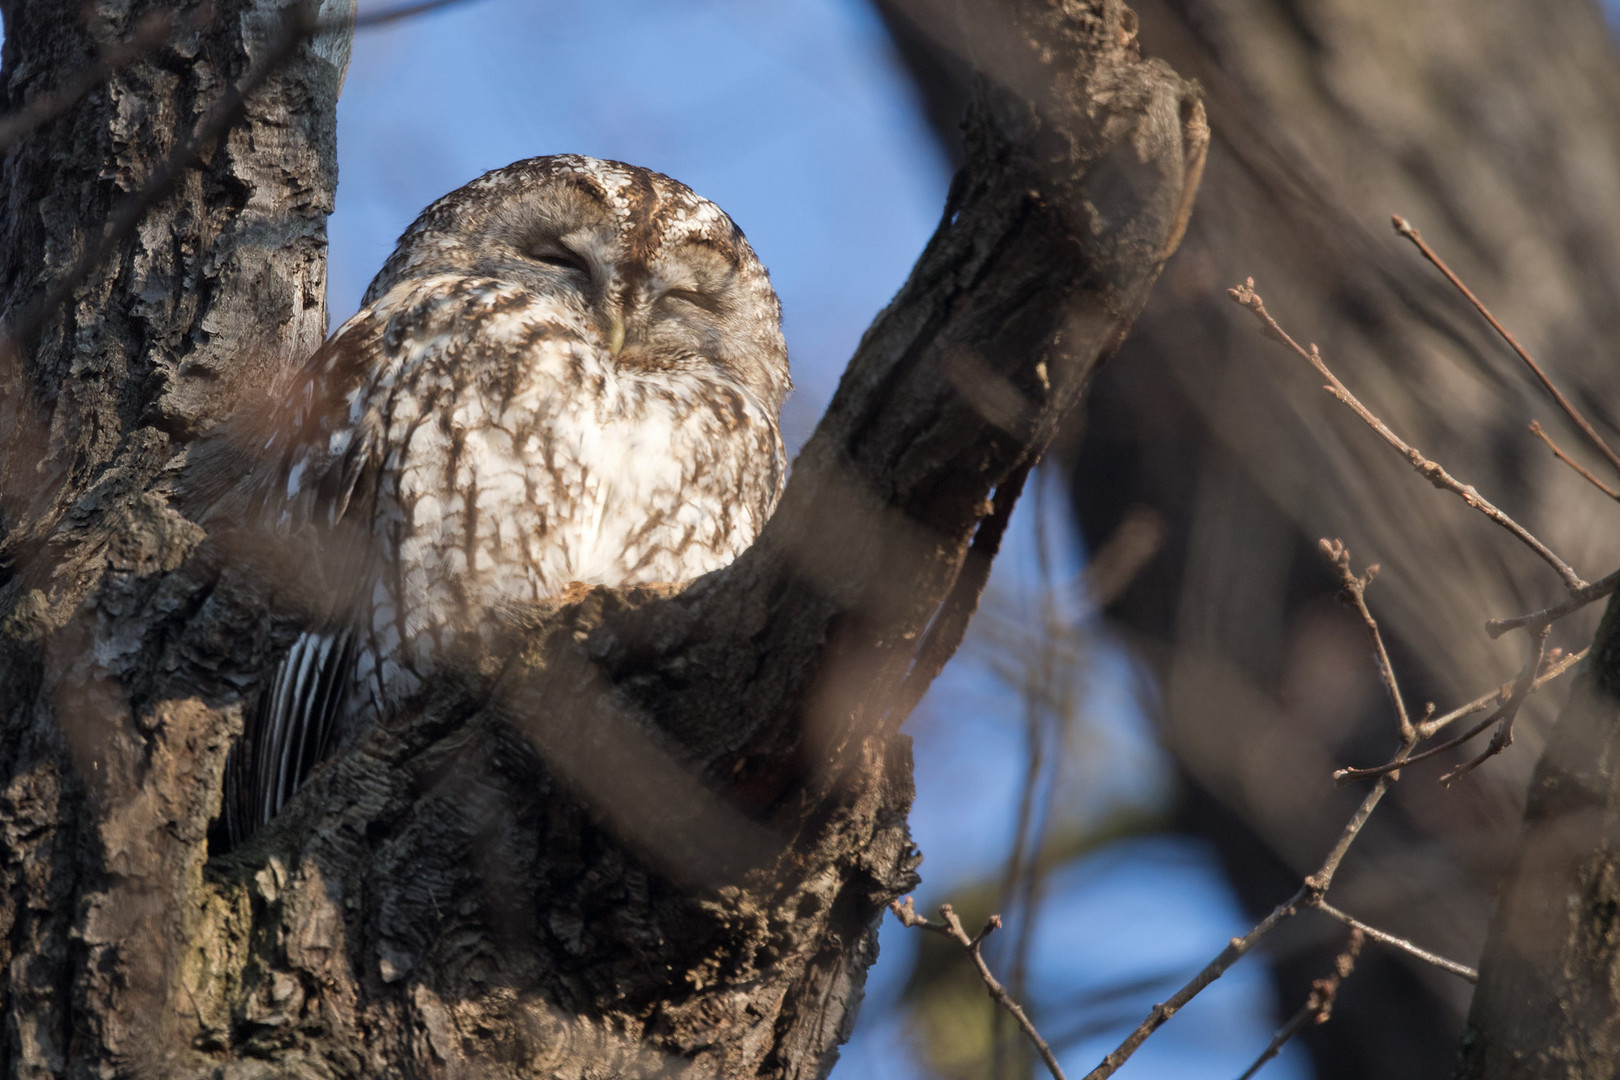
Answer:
[{"left": 876, "top": 0, "right": 1620, "bottom": 1076}]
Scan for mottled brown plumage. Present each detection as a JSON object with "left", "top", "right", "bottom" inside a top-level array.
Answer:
[{"left": 212, "top": 156, "right": 791, "bottom": 845}]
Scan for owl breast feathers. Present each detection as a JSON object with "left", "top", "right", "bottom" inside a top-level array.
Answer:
[{"left": 210, "top": 155, "right": 791, "bottom": 845}]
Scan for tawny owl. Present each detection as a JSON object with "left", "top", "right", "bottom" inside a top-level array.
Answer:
[{"left": 211, "top": 155, "right": 791, "bottom": 846}]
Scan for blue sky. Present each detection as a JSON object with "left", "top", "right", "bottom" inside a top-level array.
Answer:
[{"left": 331, "top": 3, "right": 1309, "bottom": 1077}]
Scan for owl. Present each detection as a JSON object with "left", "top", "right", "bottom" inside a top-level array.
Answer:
[{"left": 211, "top": 155, "right": 791, "bottom": 847}]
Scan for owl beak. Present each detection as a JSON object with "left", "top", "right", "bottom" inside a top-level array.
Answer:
[{"left": 608, "top": 314, "right": 626, "bottom": 357}]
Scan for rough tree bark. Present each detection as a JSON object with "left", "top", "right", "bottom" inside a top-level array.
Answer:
[
  {"left": 0, "top": 2, "right": 1203, "bottom": 1076},
  {"left": 0, "top": 1, "right": 350, "bottom": 1073}
]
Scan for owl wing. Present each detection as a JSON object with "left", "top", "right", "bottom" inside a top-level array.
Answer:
[
  {"left": 216, "top": 275, "right": 559, "bottom": 846},
  {"left": 210, "top": 302, "right": 398, "bottom": 848},
  {"left": 219, "top": 629, "right": 358, "bottom": 847},
  {"left": 186, "top": 307, "right": 388, "bottom": 541}
]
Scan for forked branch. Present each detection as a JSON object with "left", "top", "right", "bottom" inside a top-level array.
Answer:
[
  {"left": 890, "top": 898, "right": 1069, "bottom": 1080},
  {"left": 1487, "top": 569, "right": 1620, "bottom": 638},
  {"left": 1078, "top": 544, "right": 1475, "bottom": 1080},
  {"left": 1322, "top": 538, "right": 1412, "bottom": 740},
  {"left": 1334, "top": 641, "right": 1579, "bottom": 784}
]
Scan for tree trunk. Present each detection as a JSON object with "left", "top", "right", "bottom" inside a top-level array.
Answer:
[
  {"left": 1456, "top": 589, "right": 1620, "bottom": 1077},
  {"left": 0, "top": 2, "right": 348, "bottom": 1074},
  {"left": 0, "top": 2, "right": 1203, "bottom": 1076}
]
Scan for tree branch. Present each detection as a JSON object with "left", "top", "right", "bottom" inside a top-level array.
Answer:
[
  {"left": 0, "top": 0, "right": 1207, "bottom": 1074},
  {"left": 1228, "top": 280, "right": 1588, "bottom": 594},
  {"left": 891, "top": 898, "right": 1069, "bottom": 1080},
  {"left": 1393, "top": 216, "right": 1620, "bottom": 482}
]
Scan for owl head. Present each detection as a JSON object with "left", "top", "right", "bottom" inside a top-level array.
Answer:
[{"left": 362, "top": 154, "right": 792, "bottom": 417}]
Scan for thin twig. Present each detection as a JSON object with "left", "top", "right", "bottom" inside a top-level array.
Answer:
[
  {"left": 1085, "top": 549, "right": 1404, "bottom": 1079},
  {"left": 1487, "top": 568, "right": 1620, "bottom": 638},
  {"left": 0, "top": 9, "right": 196, "bottom": 156},
  {"left": 1313, "top": 775, "right": 1400, "bottom": 895},
  {"left": 1438, "top": 625, "right": 1550, "bottom": 786},
  {"left": 996, "top": 475, "right": 1067, "bottom": 1079},
  {"left": 1529, "top": 420, "right": 1620, "bottom": 500},
  {"left": 1301, "top": 547, "right": 1414, "bottom": 887},
  {"left": 1228, "top": 280, "right": 1588, "bottom": 594},
  {"left": 1337, "top": 708, "right": 1502, "bottom": 784},
  {"left": 996, "top": 673, "right": 1051, "bottom": 1078},
  {"left": 1086, "top": 713, "right": 1414, "bottom": 1074},
  {"left": 1419, "top": 696, "right": 1516, "bottom": 780},
  {"left": 1235, "top": 929, "right": 1365, "bottom": 1080},
  {"left": 1204, "top": 252, "right": 1585, "bottom": 1075},
  {"left": 1081, "top": 888, "right": 1308, "bottom": 1080},
  {"left": 354, "top": 0, "right": 488, "bottom": 28},
  {"left": 1314, "top": 902, "right": 1477, "bottom": 982},
  {"left": 895, "top": 458, "right": 1033, "bottom": 720},
  {"left": 1418, "top": 647, "right": 1583, "bottom": 739},
  {"left": 1393, "top": 216, "right": 1620, "bottom": 481},
  {"left": 890, "top": 899, "right": 1068, "bottom": 1080},
  {"left": 1080, "top": 542, "right": 1479, "bottom": 1075},
  {"left": 1322, "top": 538, "right": 1412, "bottom": 740},
  {"left": 1335, "top": 646, "right": 1584, "bottom": 783},
  {"left": 1236, "top": 1004, "right": 1315, "bottom": 1080}
]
